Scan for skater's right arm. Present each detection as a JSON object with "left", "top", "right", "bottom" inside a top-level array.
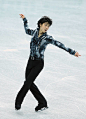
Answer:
[{"left": 19, "top": 14, "right": 35, "bottom": 36}]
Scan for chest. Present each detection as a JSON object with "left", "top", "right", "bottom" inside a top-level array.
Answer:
[{"left": 32, "top": 35, "right": 47, "bottom": 46}]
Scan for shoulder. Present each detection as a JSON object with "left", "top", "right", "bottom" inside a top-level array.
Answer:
[
  {"left": 46, "top": 33, "right": 54, "bottom": 43},
  {"left": 46, "top": 33, "right": 53, "bottom": 39}
]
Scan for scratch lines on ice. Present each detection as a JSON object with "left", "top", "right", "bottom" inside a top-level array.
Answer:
[{"left": 44, "top": 75, "right": 86, "bottom": 116}]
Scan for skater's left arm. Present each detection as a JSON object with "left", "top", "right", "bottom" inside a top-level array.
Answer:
[{"left": 47, "top": 36, "right": 81, "bottom": 57}]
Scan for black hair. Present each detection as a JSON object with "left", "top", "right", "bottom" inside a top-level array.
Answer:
[{"left": 37, "top": 16, "right": 52, "bottom": 28}]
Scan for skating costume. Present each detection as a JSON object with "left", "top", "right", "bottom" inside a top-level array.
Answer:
[
  {"left": 23, "top": 18, "right": 76, "bottom": 60},
  {"left": 15, "top": 18, "right": 76, "bottom": 111}
]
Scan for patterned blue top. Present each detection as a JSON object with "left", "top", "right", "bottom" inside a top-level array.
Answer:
[{"left": 23, "top": 18, "right": 76, "bottom": 60}]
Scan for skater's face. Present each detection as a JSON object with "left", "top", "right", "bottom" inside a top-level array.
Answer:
[{"left": 39, "top": 22, "right": 50, "bottom": 33}]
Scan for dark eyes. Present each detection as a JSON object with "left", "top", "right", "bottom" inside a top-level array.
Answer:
[{"left": 45, "top": 24, "right": 49, "bottom": 27}]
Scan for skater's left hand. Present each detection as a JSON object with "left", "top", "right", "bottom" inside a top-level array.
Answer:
[{"left": 74, "top": 52, "right": 81, "bottom": 57}]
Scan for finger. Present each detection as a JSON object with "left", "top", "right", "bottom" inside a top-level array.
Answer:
[
  {"left": 19, "top": 14, "right": 23, "bottom": 16},
  {"left": 77, "top": 55, "right": 81, "bottom": 57},
  {"left": 77, "top": 54, "right": 81, "bottom": 57},
  {"left": 76, "top": 55, "right": 79, "bottom": 57},
  {"left": 75, "top": 55, "right": 78, "bottom": 57}
]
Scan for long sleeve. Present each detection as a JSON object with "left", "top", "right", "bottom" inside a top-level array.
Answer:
[
  {"left": 47, "top": 36, "right": 76, "bottom": 55},
  {"left": 23, "top": 18, "right": 35, "bottom": 36}
]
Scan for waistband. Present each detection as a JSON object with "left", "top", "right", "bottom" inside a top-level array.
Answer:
[{"left": 29, "top": 55, "right": 43, "bottom": 61}]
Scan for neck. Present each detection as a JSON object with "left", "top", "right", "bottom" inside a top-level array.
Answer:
[
  {"left": 39, "top": 29, "right": 43, "bottom": 35},
  {"left": 38, "top": 29, "right": 44, "bottom": 38}
]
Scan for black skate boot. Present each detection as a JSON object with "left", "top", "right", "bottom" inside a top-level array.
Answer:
[
  {"left": 15, "top": 102, "right": 21, "bottom": 110},
  {"left": 35, "top": 103, "right": 48, "bottom": 112}
]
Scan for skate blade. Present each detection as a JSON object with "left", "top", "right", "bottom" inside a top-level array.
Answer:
[{"left": 36, "top": 107, "right": 48, "bottom": 112}]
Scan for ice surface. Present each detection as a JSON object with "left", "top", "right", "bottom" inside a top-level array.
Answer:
[{"left": 0, "top": 0, "right": 86, "bottom": 119}]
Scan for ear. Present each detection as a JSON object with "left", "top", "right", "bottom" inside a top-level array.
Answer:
[{"left": 39, "top": 23, "right": 42, "bottom": 27}]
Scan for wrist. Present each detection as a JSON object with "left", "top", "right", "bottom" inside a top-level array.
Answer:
[{"left": 23, "top": 18, "right": 27, "bottom": 22}]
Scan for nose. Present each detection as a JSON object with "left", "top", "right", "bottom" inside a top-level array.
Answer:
[{"left": 46, "top": 26, "right": 49, "bottom": 30}]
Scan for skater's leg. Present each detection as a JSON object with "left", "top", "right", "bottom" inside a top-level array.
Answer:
[
  {"left": 15, "top": 60, "right": 44, "bottom": 106},
  {"left": 30, "top": 83, "right": 47, "bottom": 105},
  {"left": 15, "top": 57, "right": 32, "bottom": 107}
]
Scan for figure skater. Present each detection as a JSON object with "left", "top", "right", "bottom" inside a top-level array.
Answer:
[{"left": 15, "top": 14, "right": 81, "bottom": 112}]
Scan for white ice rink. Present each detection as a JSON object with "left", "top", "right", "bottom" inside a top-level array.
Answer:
[{"left": 0, "top": 0, "right": 86, "bottom": 119}]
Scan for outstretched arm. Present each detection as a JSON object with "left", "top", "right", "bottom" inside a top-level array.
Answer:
[
  {"left": 19, "top": 14, "right": 35, "bottom": 36},
  {"left": 47, "top": 36, "right": 81, "bottom": 57}
]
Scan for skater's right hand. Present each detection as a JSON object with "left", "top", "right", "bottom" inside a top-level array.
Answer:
[{"left": 19, "top": 14, "right": 25, "bottom": 19}]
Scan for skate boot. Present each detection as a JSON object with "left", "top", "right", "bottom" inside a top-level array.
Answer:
[
  {"left": 15, "top": 102, "right": 21, "bottom": 110},
  {"left": 35, "top": 103, "right": 48, "bottom": 112}
]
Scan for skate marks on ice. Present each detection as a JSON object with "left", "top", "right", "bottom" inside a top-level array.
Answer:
[{"left": 44, "top": 75, "right": 86, "bottom": 117}]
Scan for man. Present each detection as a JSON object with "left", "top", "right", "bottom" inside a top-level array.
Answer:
[{"left": 15, "top": 14, "right": 81, "bottom": 112}]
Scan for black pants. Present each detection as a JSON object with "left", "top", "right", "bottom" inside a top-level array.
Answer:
[{"left": 15, "top": 56, "right": 47, "bottom": 105}]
